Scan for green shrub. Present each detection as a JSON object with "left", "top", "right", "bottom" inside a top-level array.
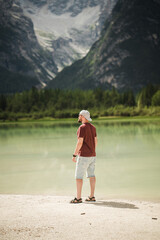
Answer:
[
  {"left": 0, "top": 112, "right": 9, "bottom": 121},
  {"left": 152, "top": 90, "right": 160, "bottom": 106},
  {"left": 55, "top": 111, "right": 71, "bottom": 118}
]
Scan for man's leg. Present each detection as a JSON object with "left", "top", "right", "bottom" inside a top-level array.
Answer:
[
  {"left": 89, "top": 176, "right": 96, "bottom": 197},
  {"left": 76, "top": 179, "right": 83, "bottom": 199}
]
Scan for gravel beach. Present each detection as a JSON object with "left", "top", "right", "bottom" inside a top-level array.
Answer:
[{"left": 0, "top": 195, "right": 160, "bottom": 240}]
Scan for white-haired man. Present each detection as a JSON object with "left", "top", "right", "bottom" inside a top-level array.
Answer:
[{"left": 70, "top": 110, "right": 97, "bottom": 203}]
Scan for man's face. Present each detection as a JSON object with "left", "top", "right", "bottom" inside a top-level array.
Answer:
[{"left": 78, "top": 114, "right": 82, "bottom": 123}]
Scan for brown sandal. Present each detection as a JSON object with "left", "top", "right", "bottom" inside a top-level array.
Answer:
[
  {"left": 85, "top": 196, "right": 96, "bottom": 202},
  {"left": 70, "top": 197, "right": 82, "bottom": 203}
]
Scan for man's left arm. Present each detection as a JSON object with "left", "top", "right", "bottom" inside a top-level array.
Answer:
[{"left": 72, "top": 137, "right": 83, "bottom": 162}]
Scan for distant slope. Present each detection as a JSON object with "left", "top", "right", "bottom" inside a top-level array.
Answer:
[
  {"left": 47, "top": 0, "right": 160, "bottom": 92},
  {"left": 20, "top": 0, "right": 117, "bottom": 71},
  {"left": 0, "top": 0, "right": 57, "bottom": 94}
]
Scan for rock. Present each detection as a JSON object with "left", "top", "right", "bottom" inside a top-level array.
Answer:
[
  {"left": 47, "top": 0, "right": 160, "bottom": 92},
  {"left": 20, "top": 0, "right": 117, "bottom": 72},
  {"left": 0, "top": 0, "right": 58, "bottom": 93}
]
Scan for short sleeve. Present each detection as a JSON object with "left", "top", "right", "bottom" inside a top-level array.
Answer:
[{"left": 77, "top": 126, "right": 85, "bottom": 138}]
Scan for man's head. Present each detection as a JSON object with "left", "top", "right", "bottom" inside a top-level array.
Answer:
[{"left": 78, "top": 110, "right": 92, "bottom": 123}]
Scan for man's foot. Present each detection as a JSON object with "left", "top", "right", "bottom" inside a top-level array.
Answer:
[
  {"left": 70, "top": 197, "right": 82, "bottom": 203},
  {"left": 85, "top": 196, "right": 96, "bottom": 202}
]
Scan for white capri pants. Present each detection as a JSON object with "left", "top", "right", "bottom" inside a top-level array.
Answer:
[{"left": 75, "top": 156, "right": 96, "bottom": 179}]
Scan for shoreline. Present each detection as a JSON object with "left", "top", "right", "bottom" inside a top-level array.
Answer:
[
  {"left": 0, "top": 115, "right": 160, "bottom": 125},
  {"left": 0, "top": 194, "right": 160, "bottom": 240},
  {"left": 1, "top": 192, "right": 160, "bottom": 203}
]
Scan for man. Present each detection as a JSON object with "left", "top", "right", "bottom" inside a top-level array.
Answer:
[{"left": 70, "top": 110, "right": 97, "bottom": 204}]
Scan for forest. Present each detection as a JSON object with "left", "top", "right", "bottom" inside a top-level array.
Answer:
[{"left": 0, "top": 84, "right": 160, "bottom": 121}]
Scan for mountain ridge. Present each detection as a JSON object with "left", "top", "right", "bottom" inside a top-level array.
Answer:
[
  {"left": 0, "top": 0, "right": 58, "bottom": 93},
  {"left": 47, "top": 0, "right": 160, "bottom": 92},
  {"left": 20, "top": 0, "right": 117, "bottom": 71}
]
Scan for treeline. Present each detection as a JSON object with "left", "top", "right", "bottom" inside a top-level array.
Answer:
[{"left": 0, "top": 84, "right": 160, "bottom": 121}]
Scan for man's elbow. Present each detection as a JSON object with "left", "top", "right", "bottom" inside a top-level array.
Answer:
[{"left": 78, "top": 138, "right": 83, "bottom": 145}]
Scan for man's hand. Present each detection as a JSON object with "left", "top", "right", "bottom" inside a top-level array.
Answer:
[{"left": 72, "top": 157, "right": 77, "bottom": 162}]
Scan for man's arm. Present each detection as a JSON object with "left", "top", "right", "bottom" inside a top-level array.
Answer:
[
  {"left": 72, "top": 137, "right": 83, "bottom": 162},
  {"left": 95, "top": 136, "right": 97, "bottom": 148}
]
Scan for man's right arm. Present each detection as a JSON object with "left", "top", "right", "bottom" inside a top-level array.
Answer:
[
  {"left": 73, "top": 137, "right": 84, "bottom": 156},
  {"left": 95, "top": 137, "right": 97, "bottom": 148},
  {"left": 72, "top": 137, "right": 84, "bottom": 162}
]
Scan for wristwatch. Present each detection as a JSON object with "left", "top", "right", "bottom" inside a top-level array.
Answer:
[{"left": 73, "top": 154, "right": 77, "bottom": 157}]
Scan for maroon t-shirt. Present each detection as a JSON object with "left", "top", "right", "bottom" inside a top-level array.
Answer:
[{"left": 77, "top": 122, "right": 97, "bottom": 157}]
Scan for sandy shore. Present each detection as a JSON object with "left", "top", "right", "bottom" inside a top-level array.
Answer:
[{"left": 0, "top": 195, "right": 160, "bottom": 240}]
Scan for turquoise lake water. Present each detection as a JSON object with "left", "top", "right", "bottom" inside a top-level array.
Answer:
[{"left": 0, "top": 119, "right": 160, "bottom": 200}]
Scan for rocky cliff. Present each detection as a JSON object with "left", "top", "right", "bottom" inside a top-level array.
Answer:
[
  {"left": 0, "top": 0, "right": 57, "bottom": 93},
  {"left": 20, "top": 0, "right": 117, "bottom": 71},
  {"left": 47, "top": 0, "right": 160, "bottom": 92}
]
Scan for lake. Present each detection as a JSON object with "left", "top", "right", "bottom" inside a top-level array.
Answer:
[{"left": 0, "top": 118, "right": 160, "bottom": 201}]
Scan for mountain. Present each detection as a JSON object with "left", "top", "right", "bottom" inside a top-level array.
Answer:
[
  {"left": 0, "top": 0, "right": 57, "bottom": 94},
  {"left": 20, "top": 0, "right": 117, "bottom": 71},
  {"left": 47, "top": 0, "right": 160, "bottom": 92}
]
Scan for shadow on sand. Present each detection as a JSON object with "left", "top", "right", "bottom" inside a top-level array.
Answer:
[{"left": 85, "top": 201, "right": 139, "bottom": 209}]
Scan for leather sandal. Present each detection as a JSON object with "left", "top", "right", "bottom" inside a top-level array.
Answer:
[
  {"left": 85, "top": 196, "right": 96, "bottom": 202},
  {"left": 70, "top": 197, "right": 82, "bottom": 203}
]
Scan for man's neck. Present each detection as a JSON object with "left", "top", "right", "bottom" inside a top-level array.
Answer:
[{"left": 82, "top": 120, "right": 89, "bottom": 124}]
